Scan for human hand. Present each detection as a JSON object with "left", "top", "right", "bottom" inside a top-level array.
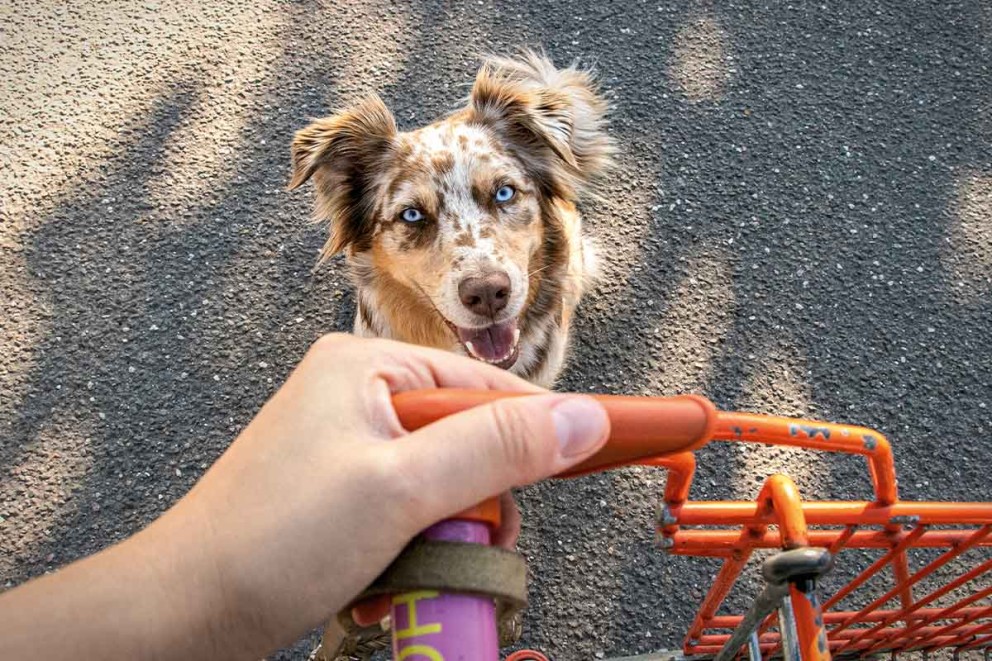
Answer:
[
  {"left": 0, "top": 334, "right": 610, "bottom": 661},
  {"left": 181, "top": 333, "right": 611, "bottom": 656}
]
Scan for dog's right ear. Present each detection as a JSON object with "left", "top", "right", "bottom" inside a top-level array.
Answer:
[
  {"left": 469, "top": 51, "right": 614, "bottom": 200},
  {"left": 288, "top": 96, "right": 396, "bottom": 257}
]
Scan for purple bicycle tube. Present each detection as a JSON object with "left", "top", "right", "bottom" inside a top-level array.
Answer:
[{"left": 390, "top": 519, "right": 499, "bottom": 660}]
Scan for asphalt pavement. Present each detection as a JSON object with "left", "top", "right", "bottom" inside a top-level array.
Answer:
[{"left": 2, "top": 1, "right": 991, "bottom": 658}]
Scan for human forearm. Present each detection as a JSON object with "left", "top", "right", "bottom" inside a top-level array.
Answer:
[{"left": 0, "top": 505, "right": 246, "bottom": 661}]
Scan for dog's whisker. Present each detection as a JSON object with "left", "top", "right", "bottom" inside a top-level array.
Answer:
[
  {"left": 411, "top": 282, "right": 440, "bottom": 311},
  {"left": 411, "top": 281, "right": 458, "bottom": 337},
  {"left": 528, "top": 264, "right": 586, "bottom": 278},
  {"left": 528, "top": 263, "right": 556, "bottom": 277}
]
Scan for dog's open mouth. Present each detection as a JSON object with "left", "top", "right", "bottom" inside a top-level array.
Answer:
[{"left": 452, "top": 319, "right": 520, "bottom": 369}]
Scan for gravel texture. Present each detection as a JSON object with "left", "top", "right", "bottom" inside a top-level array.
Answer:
[{"left": 2, "top": 1, "right": 991, "bottom": 659}]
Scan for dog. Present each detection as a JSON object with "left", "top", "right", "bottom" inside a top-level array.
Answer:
[{"left": 289, "top": 51, "right": 614, "bottom": 387}]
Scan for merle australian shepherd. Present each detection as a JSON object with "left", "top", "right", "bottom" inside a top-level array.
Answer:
[{"left": 289, "top": 51, "right": 614, "bottom": 387}]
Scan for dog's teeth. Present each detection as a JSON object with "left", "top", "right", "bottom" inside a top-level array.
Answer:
[{"left": 466, "top": 338, "right": 518, "bottom": 365}]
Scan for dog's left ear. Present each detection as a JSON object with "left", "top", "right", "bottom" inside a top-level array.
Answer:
[
  {"left": 469, "top": 51, "right": 614, "bottom": 197},
  {"left": 288, "top": 96, "right": 396, "bottom": 256}
]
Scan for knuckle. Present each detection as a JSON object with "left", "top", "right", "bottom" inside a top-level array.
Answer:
[
  {"left": 309, "top": 332, "right": 367, "bottom": 368},
  {"left": 312, "top": 332, "right": 352, "bottom": 354}
]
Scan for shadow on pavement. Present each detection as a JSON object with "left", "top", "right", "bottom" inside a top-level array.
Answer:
[{"left": 3, "top": 1, "right": 991, "bottom": 659}]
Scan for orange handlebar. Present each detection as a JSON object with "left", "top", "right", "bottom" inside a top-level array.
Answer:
[{"left": 391, "top": 389, "right": 718, "bottom": 477}]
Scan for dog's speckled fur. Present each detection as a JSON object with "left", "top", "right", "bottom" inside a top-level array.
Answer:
[{"left": 289, "top": 51, "right": 614, "bottom": 386}]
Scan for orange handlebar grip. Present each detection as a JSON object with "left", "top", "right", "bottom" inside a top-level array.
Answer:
[{"left": 391, "top": 389, "right": 717, "bottom": 478}]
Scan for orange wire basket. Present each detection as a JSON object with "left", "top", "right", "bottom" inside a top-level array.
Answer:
[{"left": 654, "top": 411, "right": 992, "bottom": 659}]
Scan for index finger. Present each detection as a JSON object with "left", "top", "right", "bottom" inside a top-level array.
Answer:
[
  {"left": 366, "top": 336, "right": 545, "bottom": 395},
  {"left": 346, "top": 336, "right": 544, "bottom": 439}
]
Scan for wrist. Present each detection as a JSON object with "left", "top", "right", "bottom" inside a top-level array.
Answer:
[
  {"left": 161, "top": 484, "right": 327, "bottom": 659},
  {"left": 125, "top": 503, "right": 245, "bottom": 659},
  {"left": 117, "top": 487, "right": 291, "bottom": 661}
]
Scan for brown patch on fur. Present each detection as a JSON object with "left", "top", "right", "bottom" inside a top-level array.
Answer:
[
  {"left": 394, "top": 141, "right": 414, "bottom": 161},
  {"left": 367, "top": 244, "right": 453, "bottom": 347},
  {"left": 502, "top": 199, "right": 538, "bottom": 227},
  {"left": 454, "top": 232, "right": 476, "bottom": 248},
  {"left": 384, "top": 173, "right": 408, "bottom": 208},
  {"left": 434, "top": 188, "right": 447, "bottom": 217},
  {"left": 386, "top": 156, "right": 436, "bottom": 202},
  {"left": 358, "top": 298, "right": 381, "bottom": 335},
  {"left": 431, "top": 152, "right": 455, "bottom": 177},
  {"left": 372, "top": 278, "right": 450, "bottom": 347},
  {"left": 396, "top": 212, "right": 440, "bottom": 251},
  {"left": 471, "top": 182, "right": 491, "bottom": 210}
]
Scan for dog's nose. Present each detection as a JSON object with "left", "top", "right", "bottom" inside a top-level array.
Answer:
[{"left": 458, "top": 272, "right": 511, "bottom": 317}]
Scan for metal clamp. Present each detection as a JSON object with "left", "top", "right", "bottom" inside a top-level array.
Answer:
[{"left": 714, "top": 548, "right": 833, "bottom": 661}]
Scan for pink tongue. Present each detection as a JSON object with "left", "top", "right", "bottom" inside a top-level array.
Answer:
[{"left": 456, "top": 320, "right": 517, "bottom": 361}]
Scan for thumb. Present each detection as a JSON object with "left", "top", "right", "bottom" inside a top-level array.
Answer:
[{"left": 387, "top": 394, "right": 610, "bottom": 527}]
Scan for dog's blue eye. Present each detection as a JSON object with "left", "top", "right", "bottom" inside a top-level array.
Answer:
[
  {"left": 400, "top": 208, "right": 424, "bottom": 223},
  {"left": 494, "top": 185, "right": 515, "bottom": 203}
]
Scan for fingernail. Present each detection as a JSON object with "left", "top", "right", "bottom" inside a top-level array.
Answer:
[{"left": 551, "top": 397, "right": 608, "bottom": 458}]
